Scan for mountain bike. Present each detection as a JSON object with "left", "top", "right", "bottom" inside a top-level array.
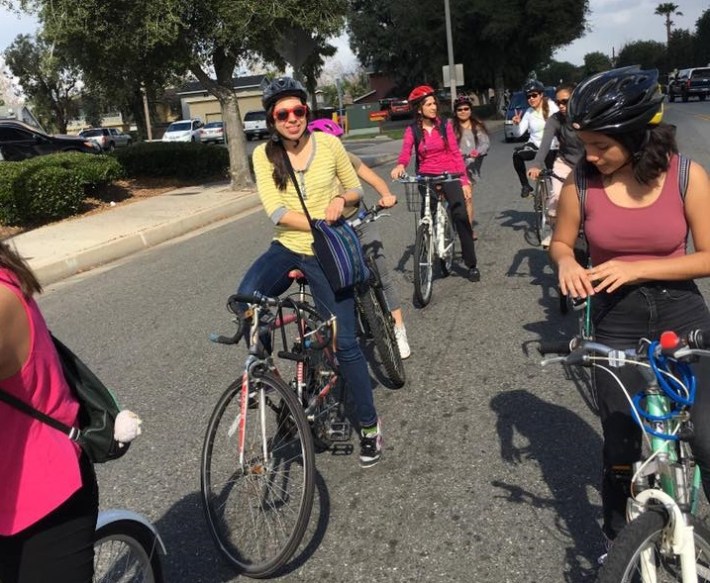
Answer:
[
  {"left": 202, "top": 287, "right": 345, "bottom": 578},
  {"left": 94, "top": 508, "right": 166, "bottom": 582},
  {"left": 348, "top": 204, "right": 406, "bottom": 388},
  {"left": 539, "top": 329, "right": 710, "bottom": 582},
  {"left": 531, "top": 168, "right": 564, "bottom": 247},
  {"left": 396, "top": 173, "right": 460, "bottom": 307}
]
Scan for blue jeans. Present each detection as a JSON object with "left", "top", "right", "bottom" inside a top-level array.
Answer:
[
  {"left": 592, "top": 281, "right": 710, "bottom": 538},
  {"left": 237, "top": 241, "right": 378, "bottom": 426}
]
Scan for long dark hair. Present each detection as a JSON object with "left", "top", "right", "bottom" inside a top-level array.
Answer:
[
  {"left": 0, "top": 241, "right": 41, "bottom": 297},
  {"left": 452, "top": 112, "right": 488, "bottom": 144},
  {"left": 264, "top": 97, "right": 310, "bottom": 191}
]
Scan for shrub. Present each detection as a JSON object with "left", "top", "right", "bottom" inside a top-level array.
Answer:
[
  {"left": 0, "top": 153, "right": 121, "bottom": 226},
  {"left": 111, "top": 142, "right": 230, "bottom": 181}
]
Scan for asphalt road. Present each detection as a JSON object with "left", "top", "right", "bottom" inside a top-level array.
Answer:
[{"left": 38, "top": 100, "right": 710, "bottom": 583}]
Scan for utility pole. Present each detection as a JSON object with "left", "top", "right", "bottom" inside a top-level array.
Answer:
[{"left": 444, "top": 0, "right": 457, "bottom": 111}]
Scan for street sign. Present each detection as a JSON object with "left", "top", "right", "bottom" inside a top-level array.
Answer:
[{"left": 442, "top": 64, "right": 465, "bottom": 87}]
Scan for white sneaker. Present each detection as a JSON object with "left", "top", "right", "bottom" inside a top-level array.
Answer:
[
  {"left": 394, "top": 325, "right": 411, "bottom": 359},
  {"left": 541, "top": 234, "right": 552, "bottom": 248}
]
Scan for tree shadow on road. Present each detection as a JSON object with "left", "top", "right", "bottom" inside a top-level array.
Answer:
[{"left": 490, "top": 390, "right": 603, "bottom": 582}]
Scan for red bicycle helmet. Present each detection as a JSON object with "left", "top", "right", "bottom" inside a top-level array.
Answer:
[
  {"left": 408, "top": 85, "right": 436, "bottom": 107},
  {"left": 307, "top": 118, "right": 344, "bottom": 137}
]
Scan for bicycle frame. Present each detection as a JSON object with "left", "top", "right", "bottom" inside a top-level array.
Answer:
[{"left": 419, "top": 185, "right": 452, "bottom": 261}]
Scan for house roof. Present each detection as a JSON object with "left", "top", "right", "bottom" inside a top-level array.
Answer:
[{"left": 177, "top": 74, "right": 268, "bottom": 96}]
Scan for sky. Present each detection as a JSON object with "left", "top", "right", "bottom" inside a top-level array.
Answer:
[{"left": 1, "top": 0, "right": 708, "bottom": 73}]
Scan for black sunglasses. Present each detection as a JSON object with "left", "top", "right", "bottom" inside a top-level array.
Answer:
[
  {"left": 456, "top": 106, "right": 471, "bottom": 112},
  {"left": 556, "top": 98, "right": 569, "bottom": 106},
  {"left": 527, "top": 92, "right": 541, "bottom": 99}
]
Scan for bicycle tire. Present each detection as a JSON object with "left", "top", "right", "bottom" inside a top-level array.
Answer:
[
  {"left": 357, "top": 286, "right": 406, "bottom": 388},
  {"left": 532, "top": 178, "right": 546, "bottom": 245},
  {"left": 597, "top": 509, "right": 710, "bottom": 582},
  {"left": 200, "top": 373, "right": 315, "bottom": 578},
  {"left": 414, "top": 223, "right": 433, "bottom": 307},
  {"left": 439, "top": 211, "right": 455, "bottom": 277},
  {"left": 94, "top": 519, "right": 164, "bottom": 583}
]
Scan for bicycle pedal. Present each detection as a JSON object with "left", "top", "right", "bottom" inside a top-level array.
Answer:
[{"left": 327, "top": 421, "right": 352, "bottom": 442}]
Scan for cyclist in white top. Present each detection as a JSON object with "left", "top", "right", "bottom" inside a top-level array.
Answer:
[{"left": 511, "top": 80, "right": 559, "bottom": 198}]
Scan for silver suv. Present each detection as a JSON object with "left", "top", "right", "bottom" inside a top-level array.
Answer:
[{"left": 243, "top": 111, "right": 268, "bottom": 141}]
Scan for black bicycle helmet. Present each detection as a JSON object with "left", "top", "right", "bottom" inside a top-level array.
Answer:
[
  {"left": 454, "top": 94, "right": 473, "bottom": 108},
  {"left": 567, "top": 65, "right": 664, "bottom": 134},
  {"left": 523, "top": 79, "right": 544, "bottom": 94},
  {"left": 261, "top": 77, "right": 308, "bottom": 111}
]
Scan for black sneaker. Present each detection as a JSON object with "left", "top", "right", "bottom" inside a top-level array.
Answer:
[
  {"left": 359, "top": 420, "right": 382, "bottom": 468},
  {"left": 520, "top": 185, "right": 533, "bottom": 198},
  {"left": 468, "top": 267, "right": 481, "bottom": 282}
]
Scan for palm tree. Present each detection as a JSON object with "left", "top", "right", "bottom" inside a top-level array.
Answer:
[{"left": 655, "top": 2, "right": 684, "bottom": 46}]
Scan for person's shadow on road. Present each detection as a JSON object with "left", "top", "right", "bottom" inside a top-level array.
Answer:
[{"left": 490, "top": 389, "right": 603, "bottom": 582}]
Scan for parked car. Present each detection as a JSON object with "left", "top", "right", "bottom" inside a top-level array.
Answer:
[
  {"left": 0, "top": 120, "right": 99, "bottom": 161},
  {"left": 668, "top": 67, "right": 710, "bottom": 102},
  {"left": 503, "top": 87, "right": 556, "bottom": 142},
  {"left": 162, "top": 119, "right": 204, "bottom": 143},
  {"left": 243, "top": 110, "right": 268, "bottom": 141},
  {"left": 200, "top": 121, "right": 226, "bottom": 144},
  {"left": 387, "top": 99, "right": 412, "bottom": 121},
  {"left": 79, "top": 127, "right": 132, "bottom": 151}
]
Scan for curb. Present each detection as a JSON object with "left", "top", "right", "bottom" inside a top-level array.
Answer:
[{"left": 33, "top": 192, "right": 261, "bottom": 286}]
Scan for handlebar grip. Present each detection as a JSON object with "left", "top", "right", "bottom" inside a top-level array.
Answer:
[
  {"left": 537, "top": 339, "right": 574, "bottom": 355},
  {"left": 687, "top": 329, "right": 710, "bottom": 349}
]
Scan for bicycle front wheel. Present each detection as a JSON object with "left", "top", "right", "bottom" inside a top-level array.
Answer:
[
  {"left": 438, "top": 211, "right": 455, "bottom": 277},
  {"left": 357, "top": 286, "right": 406, "bottom": 388},
  {"left": 200, "top": 373, "right": 316, "bottom": 578},
  {"left": 532, "top": 179, "right": 547, "bottom": 245},
  {"left": 94, "top": 519, "right": 164, "bottom": 583},
  {"left": 414, "top": 223, "right": 433, "bottom": 307},
  {"left": 597, "top": 510, "right": 710, "bottom": 582}
]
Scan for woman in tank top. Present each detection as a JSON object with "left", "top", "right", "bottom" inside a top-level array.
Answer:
[{"left": 550, "top": 66, "right": 710, "bottom": 544}]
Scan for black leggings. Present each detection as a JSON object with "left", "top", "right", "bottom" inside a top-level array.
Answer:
[
  {"left": 0, "top": 455, "right": 99, "bottom": 583},
  {"left": 419, "top": 177, "right": 477, "bottom": 269},
  {"left": 592, "top": 282, "right": 710, "bottom": 539},
  {"left": 512, "top": 143, "right": 557, "bottom": 188}
]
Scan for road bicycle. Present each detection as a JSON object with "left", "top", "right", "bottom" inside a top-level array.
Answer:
[
  {"left": 94, "top": 508, "right": 166, "bottom": 582},
  {"left": 348, "top": 204, "right": 406, "bottom": 388},
  {"left": 396, "top": 172, "right": 460, "bottom": 307},
  {"left": 539, "top": 329, "right": 710, "bottom": 582},
  {"left": 201, "top": 286, "right": 347, "bottom": 578},
  {"left": 531, "top": 168, "right": 564, "bottom": 247}
]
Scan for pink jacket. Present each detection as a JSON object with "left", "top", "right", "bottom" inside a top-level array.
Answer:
[
  {"left": 397, "top": 119, "right": 470, "bottom": 186},
  {"left": 0, "top": 269, "right": 82, "bottom": 535}
]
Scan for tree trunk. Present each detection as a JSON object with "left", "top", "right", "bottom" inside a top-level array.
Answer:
[
  {"left": 494, "top": 69, "right": 506, "bottom": 118},
  {"left": 216, "top": 88, "right": 253, "bottom": 189}
]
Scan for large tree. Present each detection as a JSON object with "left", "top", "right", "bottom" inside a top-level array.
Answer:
[
  {"left": 667, "top": 28, "right": 695, "bottom": 70},
  {"left": 583, "top": 51, "right": 613, "bottom": 76},
  {"left": 655, "top": 3, "right": 683, "bottom": 47},
  {"left": 616, "top": 40, "right": 667, "bottom": 71},
  {"left": 4, "top": 34, "right": 80, "bottom": 132},
  {"left": 695, "top": 9, "right": 710, "bottom": 66}
]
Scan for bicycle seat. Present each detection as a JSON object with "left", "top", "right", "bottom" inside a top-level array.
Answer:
[{"left": 288, "top": 269, "right": 307, "bottom": 284}]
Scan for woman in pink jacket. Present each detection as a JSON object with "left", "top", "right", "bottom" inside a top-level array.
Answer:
[
  {"left": 391, "top": 85, "right": 480, "bottom": 282},
  {"left": 0, "top": 242, "right": 98, "bottom": 583}
]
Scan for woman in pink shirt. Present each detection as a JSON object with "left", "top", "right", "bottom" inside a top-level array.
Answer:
[
  {"left": 550, "top": 66, "right": 710, "bottom": 546},
  {"left": 391, "top": 85, "right": 480, "bottom": 282},
  {"left": 0, "top": 242, "right": 98, "bottom": 582}
]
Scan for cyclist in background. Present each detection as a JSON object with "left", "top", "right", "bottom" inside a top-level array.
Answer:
[
  {"left": 307, "top": 118, "right": 411, "bottom": 359},
  {"left": 452, "top": 94, "right": 490, "bottom": 238},
  {"left": 527, "top": 83, "right": 585, "bottom": 248},
  {"left": 0, "top": 241, "right": 98, "bottom": 583},
  {"left": 511, "top": 79, "right": 559, "bottom": 198},
  {"left": 549, "top": 65, "right": 710, "bottom": 547},
  {"left": 390, "top": 85, "right": 480, "bottom": 282},
  {"left": 237, "top": 77, "right": 382, "bottom": 467}
]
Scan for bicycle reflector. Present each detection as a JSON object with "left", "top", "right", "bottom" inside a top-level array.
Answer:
[{"left": 660, "top": 330, "right": 680, "bottom": 351}]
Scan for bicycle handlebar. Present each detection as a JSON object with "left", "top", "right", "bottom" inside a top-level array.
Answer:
[
  {"left": 539, "top": 169, "right": 565, "bottom": 183},
  {"left": 394, "top": 172, "right": 463, "bottom": 184}
]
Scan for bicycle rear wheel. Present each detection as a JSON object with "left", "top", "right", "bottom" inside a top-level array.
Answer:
[
  {"left": 597, "top": 510, "right": 710, "bottom": 582},
  {"left": 94, "top": 519, "right": 164, "bottom": 582},
  {"left": 414, "top": 223, "right": 433, "bottom": 307},
  {"left": 357, "top": 286, "right": 406, "bottom": 388},
  {"left": 200, "top": 373, "right": 315, "bottom": 578},
  {"left": 438, "top": 211, "right": 455, "bottom": 277}
]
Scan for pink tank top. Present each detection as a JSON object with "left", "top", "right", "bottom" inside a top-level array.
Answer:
[
  {"left": 584, "top": 155, "right": 688, "bottom": 267},
  {"left": 0, "top": 269, "right": 82, "bottom": 536}
]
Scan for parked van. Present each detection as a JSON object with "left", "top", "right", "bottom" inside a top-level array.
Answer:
[{"left": 243, "top": 110, "right": 268, "bottom": 141}]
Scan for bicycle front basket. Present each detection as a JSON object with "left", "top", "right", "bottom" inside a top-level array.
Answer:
[{"left": 404, "top": 182, "right": 422, "bottom": 213}]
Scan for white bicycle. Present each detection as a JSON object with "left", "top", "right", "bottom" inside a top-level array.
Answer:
[
  {"left": 94, "top": 509, "right": 166, "bottom": 582},
  {"left": 396, "top": 172, "right": 460, "bottom": 307}
]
